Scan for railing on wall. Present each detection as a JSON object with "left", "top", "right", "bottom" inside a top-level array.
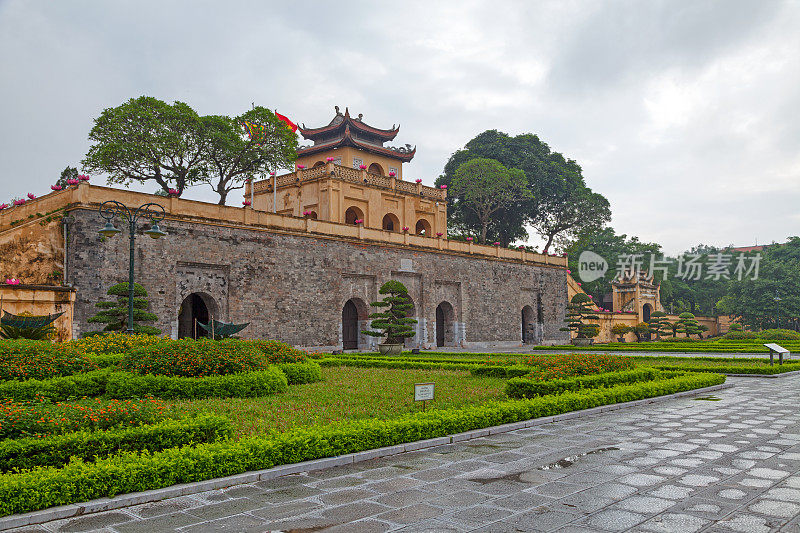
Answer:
[
  {"left": 0, "top": 182, "right": 566, "bottom": 269},
  {"left": 250, "top": 163, "right": 446, "bottom": 200}
]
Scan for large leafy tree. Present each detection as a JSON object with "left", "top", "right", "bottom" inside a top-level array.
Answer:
[
  {"left": 201, "top": 106, "right": 298, "bottom": 205},
  {"left": 717, "top": 237, "right": 800, "bottom": 330},
  {"left": 450, "top": 158, "right": 531, "bottom": 243},
  {"left": 436, "top": 130, "right": 610, "bottom": 250},
  {"left": 83, "top": 96, "right": 207, "bottom": 195}
]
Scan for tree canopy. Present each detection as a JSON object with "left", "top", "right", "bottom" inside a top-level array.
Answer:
[
  {"left": 436, "top": 130, "right": 610, "bottom": 250},
  {"left": 450, "top": 158, "right": 531, "bottom": 243},
  {"left": 83, "top": 97, "right": 297, "bottom": 204}
]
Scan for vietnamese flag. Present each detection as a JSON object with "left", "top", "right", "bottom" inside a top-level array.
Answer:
[{"left": 275, "top": 112, "right": 298, "bottom": 133}]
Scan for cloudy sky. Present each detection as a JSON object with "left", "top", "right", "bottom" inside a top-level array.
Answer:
[{"left": 1, "top": 0, "right": 798, "bottom": 254}]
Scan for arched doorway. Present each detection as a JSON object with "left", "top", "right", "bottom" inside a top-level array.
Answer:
[
  {"left": 415, "top": 219, "right": 432, "bottom": 236},
  {"left": 368, "top": 162, "right": 384, "bottom": 176},
  {"left": 522, "top": 305, "right": 535, "bottom": 344},
  {"left": 435, "top": 301, "right": 455, "bottom": 347},
  {"left": 643, "top": 303, "right": 652, "bottom": 324},
  {"left": 342, "top": 298, "right": 367, "bottom": 350},
  {"left": 345, "top": 206, "right": 364, "bottom": 225},
  {"left": 178, "top": 293, "right": 218, "bottom": 339},
  {"left": 382, "top": 213, "right": 400, "bottom": 232},
  {"left": 536, "top": 294, "right": 544, "bottom": 342}
]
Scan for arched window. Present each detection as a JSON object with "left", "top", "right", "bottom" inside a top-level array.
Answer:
[
  {"left": 382, "top": 213, "right": 400, "bottom": 231},
  {"left": 307, "top": 211, "right": 318, "bottom": 220},
  {"left": 368, "top": 162, "right": 384, "bottom": 176},
  {"left": 415, "top": 219, "right": 432, "bottom": 236},
  {"left": 312, "top": 161, "right": 325, "bottom": 168},
  {"left": 345, "top": 206, "right": 364, "bottom": 225}
]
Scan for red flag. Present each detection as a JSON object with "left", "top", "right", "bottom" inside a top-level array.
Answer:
[{"left": 275, "top": 112, "right": 298, "bottom": 133}]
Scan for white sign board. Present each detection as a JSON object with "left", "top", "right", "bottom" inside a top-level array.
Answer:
[
  {"left": 415, "top": 382, "right": 434, "bottom": 402},
  {"left": 764, "top": 343, "right": 789, "bottom": 354}
]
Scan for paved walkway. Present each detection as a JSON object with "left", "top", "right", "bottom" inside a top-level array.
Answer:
[{"left": 11, "top": 376, "right": 800, "bottom": 533}]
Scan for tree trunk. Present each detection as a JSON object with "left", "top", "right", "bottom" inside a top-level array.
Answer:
[
  {"left": 217, "top": 188, "right": 228, "bottom": 205},
  {"left": 543, "top": 234, "right": 555, "bottom": 254}
]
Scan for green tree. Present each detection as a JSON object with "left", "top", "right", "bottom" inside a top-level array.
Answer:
[
  {"left": 450, "top": 158, "right": 531, "bottom": 243},
  {"left": 83, "top": 96, "right": 206, "bottom": 196},
  {"left": 560, "top": 293, "right": 600, "bottom": 339},
  {"left": 436, "top": 130, "right": 610, "bottom": 249},
  {"left": 201, "top": 106, "right": 298, "bottom": 205},
  {"left": 56, "top": 166, "right": 78, "bottom": 188},
  {"left": 362, "top": 280, "right": 417, "bottom": 344},
  {"left": 87, "top": 282, "right": 161, "bottom": 335},
  {"left": 675, "top": 312, "right": 700, "bottom": 338},
  {"left": 717, "top": 237, "right": 800, "bottom": 331},
  {"left": 611, "top": 323, "right": 631, "bottom": 341},
  {"left": 647, "top": 311, "right": 670, "bottom": 340}
]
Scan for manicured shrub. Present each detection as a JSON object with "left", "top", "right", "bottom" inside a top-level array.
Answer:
[
  {"left": 0, "top": 414, "right": 231, "bottom": 472},
  {"left": 104, "top": 368, "right": 288, "bottom": 399},
  {"left": 505, "top": 368, "right": 668, "bottom": 398},
  {"left": 68, "top": 332, "right": 166, "bottom": 355},
  {"left": 0, "top": 398, "right": 169, "bottom": 439},
  {"left": 758, "top": 329, "right": 800, "bottom": 341},
  {"left": 0, "top": 372, "right": 724, "bottom": 517},
  {"left": 318, "top": 358, "right": 479, "bottom": 372},
  {"left": 471, "top": 364, "right": 531, "bottom": 379},
  {"left": 85, "top": 353, "right": 125, "bottom": 368},
  {"left": 121, "top": 338, "right": 269, "bottom": 377},
  {"left": 0, "top": 369, "right": 111, "bottom": 402},
  {"left": 278, "top": 362, "right": 323, "bottom": 384},
  {"left": 0, "top": 340, "right": 98, "bottom": 381},
  {"left": 655, "top": 363, "right": 800, "bottom": 375},
  {"left": 247, "top": 340, "right": 310, "bottom": 364}
]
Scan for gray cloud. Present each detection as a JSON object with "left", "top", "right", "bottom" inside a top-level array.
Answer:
[{"left": 1, "top": 0, "right": 797, "bottom": 255}]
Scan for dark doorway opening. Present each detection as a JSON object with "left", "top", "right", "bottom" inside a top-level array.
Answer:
[
  {"left": 436, "top": 305, "right": 444, "bottom": 347},
  {"left": 435, "top": 301, "right": 454, "bottom": 347},
  {"left": 522, "top": 305, "right": 535, "bottom": 343},
  {"left": 178, "top": 293, "right": 211, "bottom": 339},
  {"left": 342, "top": 300, "right": 359, "bottom": 350}
]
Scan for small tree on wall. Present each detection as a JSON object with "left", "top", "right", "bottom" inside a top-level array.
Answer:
[
  {"left": 362, "top": 280, "right": 417, "bottom": 345},
  {"left": 632, "top": 322, "right": 650, "bottom": 342},
  {"left": 560, "top": 294, "right": 600, "bottom": 339},
  {"left": 87, "top": 282, "right": 161, "bottom": 335}
]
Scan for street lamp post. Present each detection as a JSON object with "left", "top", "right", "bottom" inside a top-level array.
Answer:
[
  {"left": 774, "top": 290, "right": 781, "bottom": 330},
  {"left": 98, "top": 200, "right": 166, "bottom": 334}
]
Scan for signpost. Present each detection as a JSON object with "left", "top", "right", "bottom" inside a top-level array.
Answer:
[
  {"left": 414, "top": 382, "right": 434, "bottom": 411},
  {"left": 764, "top": 343, "right": 790, "bottom": 366}
]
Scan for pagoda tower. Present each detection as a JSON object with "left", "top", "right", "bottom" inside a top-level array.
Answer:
[
  {"left": 295, "top": 106, "right": 415, "bottom": 180},
  {"left": 249, "top": 107, "right": 447, "bottom": 239}
]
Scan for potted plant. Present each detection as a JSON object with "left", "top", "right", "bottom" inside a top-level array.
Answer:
[
  {"left": 611, "top": 323, "right": 630, "bottom": 342},
  {"left": 362, "top": 280, "right": 417, "bottom": 355},
  {"left": 560, "top": 293, "right": 600, "bottom": 345}
]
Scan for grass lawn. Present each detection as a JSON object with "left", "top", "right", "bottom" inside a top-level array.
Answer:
[
  {"left": 170, "top": 366, "right": 507, "bottom": 437},
  {"left": 531, "top": 340, "right": 800, "bottom": 353}
]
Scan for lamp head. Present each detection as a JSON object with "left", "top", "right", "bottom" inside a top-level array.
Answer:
[
  {"left": 145, "top": 221, "right": 166, "bottom": 239},
  {"left": 98, "top": 222, "right": 121, "bottom": 238}
]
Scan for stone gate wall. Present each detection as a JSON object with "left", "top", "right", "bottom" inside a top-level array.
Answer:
[{"left": 66, "top": 208, "right": 568, "bottom": 349}]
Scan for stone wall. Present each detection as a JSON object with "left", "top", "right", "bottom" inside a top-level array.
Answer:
[{"left": 66, "top": 208, "right": 568, "bottom": 349}]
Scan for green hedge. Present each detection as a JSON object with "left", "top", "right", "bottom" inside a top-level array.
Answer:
[
  {"left": 278, "top": 362, "right": 323, "bottom": 384},
  {"left": 0, "top": 369, "right": 111, "bottom": 402},
  {"left": 655, "top": 364, "right": 800, "bottom": 375},
  {"left": 122, "top": 339, "right": 270, "bottom": 377},
  {"left": 505, "top": 368, "right": 670, "bottom": 398},
  {"left": 104, "top": 368, "right": 288, "bottom": 399},
  {"left": 0, "top": 372, "right": 724, "bottom": 516},
  {"left": 0, "top": 340, "right": 98, "bottom": 381},
  {"left": 470, "top": 365, "right": 533, "bottom": 379},
  {"left": 0, "top": 414, "right": 231, "bottom": 473},
  {"left": 85, "top": 354, "right": 124, "bottom": 369}
]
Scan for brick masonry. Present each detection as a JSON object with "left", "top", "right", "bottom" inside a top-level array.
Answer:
[{"left": 66, "top": 208, "right": 568, "bottom": 349}]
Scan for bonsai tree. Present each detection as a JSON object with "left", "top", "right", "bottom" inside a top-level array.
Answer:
[
  {"left": 610, "top": 323, "right": 631, "bottom": 342},
  {"left": 362, "top": 280, "right": 417, "bottom": 345},
  {"left": 697, "top": 323, "right": 710, "bottom": 339},
  {"left": 647, "top": 311, "right": 670, "bottom": 340},
  {"left": 675, "top": 312, "right": 701, "bottom": 338},
  {"left": 560, "top": 293, "right": 600, "bottom": 339},
  {"left": 632, "top": 322, "right": 650, "bottom": 342},
  {"left": 87, "top": 282, "right": 161, "bottom": 335},
  {"left": 728, "top": 322, "right": 743, "bottom": 332}
]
